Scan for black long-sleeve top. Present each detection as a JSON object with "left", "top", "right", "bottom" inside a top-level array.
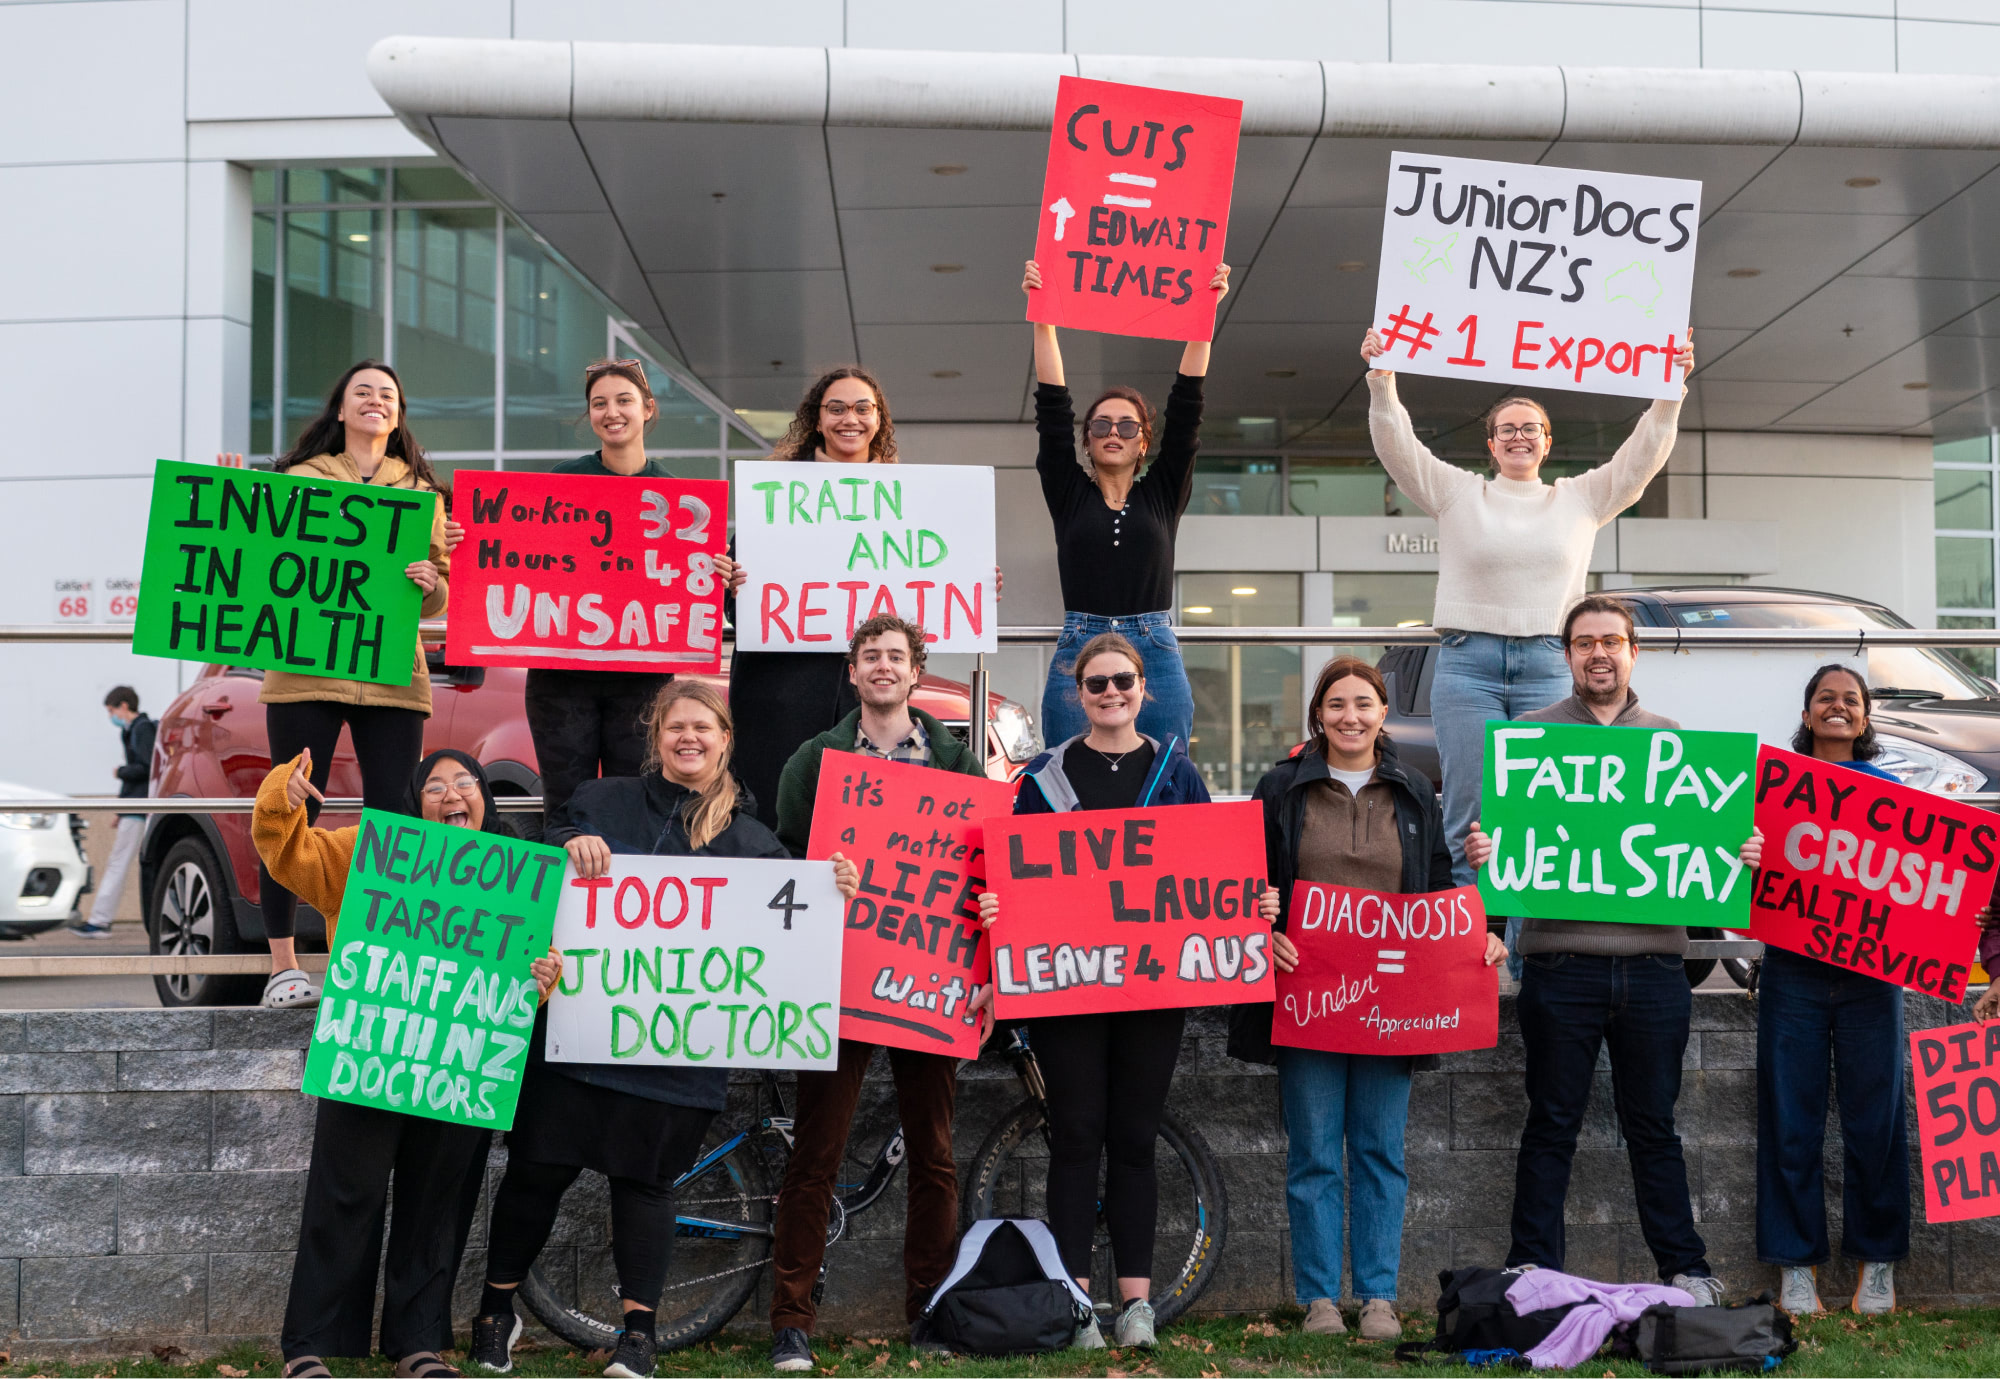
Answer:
[{"left": 1035, "top": 375, "right": 1205, "bottom": 617}]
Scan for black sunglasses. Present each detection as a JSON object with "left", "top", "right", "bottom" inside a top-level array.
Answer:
[
  {"left": 1082, "top": 671, "right": 1139, "bottom": 694},
  {"left": 1086, "top": 418, "right": 1143, "bottom": 439}
]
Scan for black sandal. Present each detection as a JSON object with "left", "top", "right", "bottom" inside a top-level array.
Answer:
[
  {"left": 282, "top": 1358, "right": 332, "bottom": 1378},
  {"left": 394, "top": 1352, "right": 462, "bottom": 1379}
]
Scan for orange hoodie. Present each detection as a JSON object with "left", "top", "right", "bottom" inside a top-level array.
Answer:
[{"left": 250, "top": 755, "right": 357, "bottom": 943}]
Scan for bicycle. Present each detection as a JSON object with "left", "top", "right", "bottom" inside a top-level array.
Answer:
[{"left": 518, "top": 1026, "right": 1228, "bottom": 1352}]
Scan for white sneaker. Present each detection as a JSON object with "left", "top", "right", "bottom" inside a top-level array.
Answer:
[
  {"left": 1113, "top": 1299, "right": 1156, "bottom": 1348},
  {"left": 263, "top": 968, "right": 319, "bottom": 1008},
  {"left": 1853, "top": 1261, "right": 1895, "bottom": 1316},
  {"left": 1072, "top": 1314, "right": 1106, "bottom": 1350},
  {"left": 1778, "top": 1266, "right": 1822, "bottom": 1316},
  {"left": 1671, "top": 1273, "right": 1725, "bottom": 1307}
]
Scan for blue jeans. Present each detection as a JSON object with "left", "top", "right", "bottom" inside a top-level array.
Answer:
[
  {"left": 1040, "top": 610, "right": 1194, "bottom": 749},
  {"left": 1509, "top": 953, "right": 1709, "bottom": 1281},
  {"left": 1277, "top": 1049, "right": 1412, "bottom": 1303},
  {"left": 1755, "top": 948, "right": 1909, "bottom": 1266}
]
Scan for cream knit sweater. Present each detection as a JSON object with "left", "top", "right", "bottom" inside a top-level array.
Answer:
[{"left": 1366, "top": 374, "right": 1683, "bottom": 637}]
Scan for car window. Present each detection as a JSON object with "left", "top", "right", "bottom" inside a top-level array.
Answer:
[{"left": 1664, "top": 601, "right": 1989, "bottom": 701}]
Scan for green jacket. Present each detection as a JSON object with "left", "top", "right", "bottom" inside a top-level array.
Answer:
[{"left": 774, "top": 705, "right": 984, "bottom": 858}]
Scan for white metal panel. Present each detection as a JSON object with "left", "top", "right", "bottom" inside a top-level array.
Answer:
[
  {"left": 847, "top": 0, "right": 1063, "bottom": 54},
  {"left": 0, "top": 321, "right": 185, "bottom": 477},
  {"left": 572, "top": 41, "right": 827, "bottom": 123},
  {"left": 1075, "top": 54, "right": 1323, "bottom": 138},
  {"left": 0, "top": 0, "right": 183, "bottom": 164},
  {"left": 511, "top": 0, "right": 843, "bottom": 45},
  {"left": 1617, "top": 518, "right": 1779, "bottom": 573},
  {"left": 1177, "top": 516, "right": 1317, "bottom": 571},
  {"left": 1705, "top": 14, "right": 1895, "bottom": 75},
  {"left": 1560, "top": 67, "right": 1800, "bottom": 145},
  {"left": 1897, "top": 19, "right": 2000, "bottom": 78},
  {"left": 186, "top": 118, "right": 435, "bottom": 162},
  {"left": 1388, "top": 3, "right": 1701, "bottom": 72},
  {"left": 1799, "top": 71, "right": 2000, "bottom": 146},
  {"left": 0, "top": 163, "right": 185, "bottom": 323},
  {"left": 183, "top": 314, "right": 253, "bottom": 465},
  {"left": 827, "top": 47, "right": 1074, "bottom": 129},
  {"left": 1067, "top": 0, "right": 1388, "bottom": 63}
]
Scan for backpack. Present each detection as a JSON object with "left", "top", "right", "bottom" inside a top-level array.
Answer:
[
  {"left": 1394, "top": 1267, "right": 1579, "bottom": 1362},
  {"left": 916, "top": 1219, "right": 1094, "bottom": 1356},
  {"left": 1613, "top": 1299, "right": 1797, "bottom": 1375}
]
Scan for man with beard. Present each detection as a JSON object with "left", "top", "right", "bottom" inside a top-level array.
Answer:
[
  {"left": 766, "top": 615, "right": 987, "bottom": 1372},
  {"left": 1466, "top": 595, "right": 1754, "bottom": 1307}
]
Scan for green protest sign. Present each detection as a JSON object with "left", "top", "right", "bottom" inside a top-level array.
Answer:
[
  {"left": 1478, "top": 721, "right": 1757, "bottom": 926},
  {"left": 133, "top": 460, "right": 434, "bottom": 686},
  {"left": 302, "top": 809, "right": 566, "bottom": 1130}
]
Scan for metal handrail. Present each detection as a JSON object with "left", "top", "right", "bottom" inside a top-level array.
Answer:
[{"left": 5, "top": 795, "right": 545, "bottom": 814}]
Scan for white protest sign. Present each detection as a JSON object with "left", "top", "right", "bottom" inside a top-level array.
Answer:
[
  {"left": 1371, "top": 152, "right": 1701, "bottom": 401},
  {"left": 545, "top": 854, "right": 844, "bottom": 1070},
  {"left": 734, "top": 460, "right": 998, "bottom": 653}
]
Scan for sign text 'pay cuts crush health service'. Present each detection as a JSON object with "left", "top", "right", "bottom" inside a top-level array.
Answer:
[
  {"left": 447, "top": 472, "right": 730, "bottom": 674},
  {"left": 1479, "top": 722, "right": 1757, "bottom": 927},
  {"left": 303, "top": 810, "right": 566, "bottom": 1130},
  {"left": 544, "top": 854, "right": 845, "bottom": 1070},
  {"left": 808, "top": 751, "right": 1015, "bottom": 1057},
  {"left": 733, "top": 461, "right": 997, "bottom": 654},
  {"left": 1273, "top": 883, "right": 1498, "bottom": 1057},
  {"left": 1027, "top": 75, "right": 1243, "bottom": 343},
  {"left": 985, "top": 800, "right": 1272, "bottom": 1018},
  {"left": 1911, "top": 1021, "right": 2000, "bottom": 1223},
  {"left": 135, "top": 460, "right": 435, "bottom": 686},
  {"left": 1750, "top": 746, "right": 1993, "bottom": 1001},
  {"left": 1372, "top": 152, "right": 1700, "bottom": 401}
]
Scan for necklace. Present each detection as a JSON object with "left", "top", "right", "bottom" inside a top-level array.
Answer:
[{"left": 1089, "top": 742, "right": 1138, "bottom": 772}]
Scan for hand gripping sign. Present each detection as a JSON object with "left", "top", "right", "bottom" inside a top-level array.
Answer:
[
  {"left": 135, "top": 460, "right": 435, "bottom": 686},
  {"left": 447, "top": 472, "right": 729, "bottom": 674},
  {"left": 1750, "top": 747, "right": 1992, "bottom": 1001},
  {"left": 1478, "top": 722, "right": 1757, "bottom": 926},
  {"left": 985, "top": 800, "right": 1271, "bottom": 1018},
  {"left": 1028, "top": 76, "right": 1243, "bottom": 343},
  {"left": 1273, "top": 883, "right": 1497, "bottom": 1057},
  {"left": 1371, "top": 152, "right": 1701, "bottom": 401},
  {"left": 545, "top": 854, "right": 844, "bottom": 1070},
  {"left": 734, "top": 461, "right": 997, "bottom": 653},
  {"left": 1911, "top": 1021, "right": 2000, "bottom": 1223},
  {"left": 302, "top": 811, "right": 566, "bottom": 1130},
  {"left": 807, "top": 751, "right": 1016, "bottom": 1057}
]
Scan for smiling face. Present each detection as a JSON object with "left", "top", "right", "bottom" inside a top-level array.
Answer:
[
  {"left": 1316, "top": 674, "right": 1388, "bottom": 766},
  {"left": 1085, "top": 397, "right": 1147, "bottom": 476},
  {"left": 1078, "top": 650, "right": 1145, "bottom": 733},
  {"left": 1485, "top": 401, "right": 1551, "bottom": 482},
  {"left": 1565, "top": 609, "right": 1637, "bottom": 705},
  {"left": 656, "top": 700, "right": 730, "bottom": 790},
  {"left": 1805, "top": 669, "right": 1870, "bottom": 748},
  {"left": 337, "top": 368, "right": 401, "bottom": 446},
  {"left": 819, "top": 377, "right": 882, "bottom": 463},
  {"left": 418, "top": 760, "right": 485, "bottom": 830},
  {"left": 848, "top": 629, "right": 920, "bottom": 711},
  {"left": 588, "top": 372, "right": 656, "bottom": 448}
]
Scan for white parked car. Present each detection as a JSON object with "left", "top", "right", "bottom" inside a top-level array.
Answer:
[{"left": 0, "top": 781, "right": 91, "bottom": 936}]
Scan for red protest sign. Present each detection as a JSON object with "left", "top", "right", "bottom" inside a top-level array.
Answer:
[
  {"left": 807, "top": 751, "right": 1016, "bottom": 1057},
  {"left": 1027, "top": 76, "right": 1242, "bottom": 343},
  {"left": 446, "top": 472, "right": 729, "bottom": 673},
  {"left": 1273, "top": 883, "right": 1497, "bottom": 1056},
  {"left": 986, "top": 801, "right": 1270, "bottom": 1018},
  {"left": 1910, "top": 1020, "right": 2000, "bottom": 1222},
  {"left": 1749, "top": 746, "right": 1993, "bottom": 1001}
]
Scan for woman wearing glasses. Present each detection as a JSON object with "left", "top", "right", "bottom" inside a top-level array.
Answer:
[
  {"left": 1358, "top": 329, "right": 1694, "bottom": 904},
  {"left": 1021, "top": 259, "right": 1230, "bottom": 749}
]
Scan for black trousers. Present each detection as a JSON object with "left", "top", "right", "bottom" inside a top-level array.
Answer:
[
  {"left": 282, "top": 1098, "right": 486, "bottom": 1361},
  {"left": 484, "top": 1105, "right": 711, "bottom": 1309},
  {"left": 523, "top": 668, "right": 670, "bottom": 834},
  {"left": 261, "top": 699, "right": 426, "bottom": 940},
  {"left": 1032, "top": 1007, "right": 1187, "bottom": 1280}
]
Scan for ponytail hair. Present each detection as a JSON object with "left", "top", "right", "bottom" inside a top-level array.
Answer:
[{"left": 641, "top": 680, "right": 741, "bottom": 850}]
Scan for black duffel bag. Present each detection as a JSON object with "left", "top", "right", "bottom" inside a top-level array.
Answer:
[
  {"left": 1616, "top": 1298, "right": 1797, "bottom": 1375},
  {"left": 914, "top": 1219, "right": 1094, "bottom": 1357},
  {"left": 1394, "top": 1266, "right": 1579, "bottom": 1361}
]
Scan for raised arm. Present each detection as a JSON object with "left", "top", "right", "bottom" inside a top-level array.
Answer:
[
  {"left": 1565, "top": 337, "right": 1694, "bottom": 521},
  {"left": 250, "top": 754, "right": 355, "bottom": 922},
  {"left": 1362, "top": 329, "right": 1480, "bottom": 518},
  {"left": 1175, "top": 264, "right": 1231, "bottom": 377},
  {"left": 1024, "top": 261, "right": 1065, "bottom": 386}
]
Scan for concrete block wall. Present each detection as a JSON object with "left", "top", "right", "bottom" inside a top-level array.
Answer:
[{"left": 1, "top": 994, "right": 1995, "bottom": 1353}]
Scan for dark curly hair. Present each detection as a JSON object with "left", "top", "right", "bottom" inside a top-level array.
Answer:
[
  {"left": 773, "top": 367, "right": 897, "bottom": 464},
  {"left": 1791, "top": 663, "right": 1880, "bottom": 761}
]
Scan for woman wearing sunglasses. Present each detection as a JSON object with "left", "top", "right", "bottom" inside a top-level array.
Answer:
[
  {"left": 978, "top": 633, "right": 1277, "bottom": 1350},
  {"left": 1021, "top": 258, "right": 1230, "bottom": 748},
  {"left": 1357, "top": 329, "right": 1694, "bottom": 921}
]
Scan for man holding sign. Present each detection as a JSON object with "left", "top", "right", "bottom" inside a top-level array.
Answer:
[{"left": 1467, "top": 597, "right": 1759, "bottom": 1306}]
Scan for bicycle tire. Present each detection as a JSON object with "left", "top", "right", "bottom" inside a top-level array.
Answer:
[
  {"left": 962, "top": 1096, "right": 1227, "bottom": 1326},
  {"left": 520, "top": 1120, "right": 779, "bottom": 1353}
]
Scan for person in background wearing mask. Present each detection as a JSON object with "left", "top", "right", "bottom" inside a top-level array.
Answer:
[{"left": 77, "top": 686, "right": 155, "bottom": 936}]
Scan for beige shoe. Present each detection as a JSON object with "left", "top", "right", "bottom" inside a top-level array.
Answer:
[
  {"left": 1358, "top": 1299, "right": 1401, "bottom": 1342},
  {"left": 1302, "top": 1298, "right": 1346, "bottom": 1335}
]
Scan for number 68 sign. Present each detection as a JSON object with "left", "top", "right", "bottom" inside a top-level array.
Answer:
[{"left": 446, "top": 472, "right": 731, "bottom": 674}]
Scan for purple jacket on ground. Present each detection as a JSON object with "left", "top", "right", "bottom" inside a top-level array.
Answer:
[{"left": 1505, "top": 1269, "right": 1698, "bottom": 1369}]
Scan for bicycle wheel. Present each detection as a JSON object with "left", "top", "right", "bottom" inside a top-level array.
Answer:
[
  {"left": 520, "top": 1120, "right": 780, "bottom": 1352},
  {"left": 963, "top": 1097, "right": 1227, "bottom": 1326}
]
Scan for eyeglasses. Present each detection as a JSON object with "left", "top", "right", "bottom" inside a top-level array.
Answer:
[
  {"left": 1492, "top": 422, "right": 1548, "bottom": 440},
  {"left": 1082, "top": 672, "right": 1139, "bottom": 694},
  {"left": 585, "top": 358, "right": 643, "bottom": 377},
  {"left": 821, "top": 399, "right": 878, "bottom": 418},
  {"left": 420, "top": 774, "right": 479, "bottom": 799},
  {"left": 1087, "top": 418, "right": 1143, "bottom": 439},
  {"left": 1568, "top": 635, "right": 1630, "bottom": 653}
]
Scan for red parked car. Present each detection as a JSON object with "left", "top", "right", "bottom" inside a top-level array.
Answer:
[{"left": 142, "top": 649, "right": 1038, "bottom": 1007}]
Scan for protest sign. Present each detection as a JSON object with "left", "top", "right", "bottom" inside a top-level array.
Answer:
[
  {"left": 134, "top": 460, "right": 434, "bottom": 685},
  {"left": 1750, "top": 746, "right": 1990, "bottom": 1001},
  {"left": 1371, "top": 152, "right": 1701, "bottom": 401},
  {"left": 1911, "top": 1021, "right": 2000, "bottom": 1223},
  {"left": 302, "top": 810, "right": 565, "bottom": 1129},
  {"left": 1027, "top": 76, "right": 1243, "bottom": 343},
  {"left": 544, "top": 854, "right": 843, "bottom": 1070},
  {"left": 807, "top": 750, "right": 1016, "bottom": 1056},
  {"left": 1479, "top": 722, "right": 1756, "bottom": 926},
  {"left": 985, "top": 800, "right": 1270, "bottom": 1018},
  {"left": 1273, "top": 883, "right": 1497, "bottom": 1056},
  {"left": 733, "top": 460, "right": 997, "bottom": 653},
  {"left": 446, "top": 472, "right": 728, "bottom": 674}
]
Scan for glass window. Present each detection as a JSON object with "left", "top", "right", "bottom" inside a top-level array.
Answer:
[
  {"left": 504, "top": 224, "right": 616, "bottom": 453},
  {"left": 1178, "top": 574, "right": 1302, "bottom": 795},
  {"left": 1332, "top": 573, "right": 1435, "bottom": 628},
  {"left": 1935, "top": 436, "right": 1991, "bottom": 468},
  {"left": 282, "top": 208, "right": 383, "bottom": 445},
  {"left": 1940, "top": 614, "right": 1997, "bottom": 679},
  {"left": 394, "top": 166, "right": 483, "bottom": 202},
  {"left": 393, "top": 207, "right": 496, "bottom": 453},
  {"left": 251, "top": 168, "right": 278, "bottom": 206},
  {"left": 250, "top": 212, "right": 275, "bottom": 455},
  {"left": 286, "top": 167, "right": 384, "bottom": 204},
  {"left": 1939, "top": 536, "right": 1996, "bottom": 611},
  {"left": 1937, "top": 468, "right": 1993, "bottom": 532},
  {"left": 1288, "top": 458, "right": 1417, "bottom": 517},
  {"left": 1189, "top": 458, "right": 1281, "bottom": 516}
]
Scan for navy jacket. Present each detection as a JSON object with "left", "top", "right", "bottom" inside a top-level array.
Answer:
[{"left": 1014, "top": 732, "right": 1209, "bottom": 815}]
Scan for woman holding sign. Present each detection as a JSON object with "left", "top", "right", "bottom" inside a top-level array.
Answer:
[
  {"left": 1358, "top": 330, "right": 1692, "bottom": 900},
  {"left": 1021, "top": 258, "right": 1229, "bottom": 749},
  {"left": 1756, "top": 665, "right": 1907, "bottom": 1318},
  {"left": 257, "top": 360, "right": 452, "bottom": 1008},
  {"left": 978, "top": 633, "right": 1276, "bottom": 1349}
]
